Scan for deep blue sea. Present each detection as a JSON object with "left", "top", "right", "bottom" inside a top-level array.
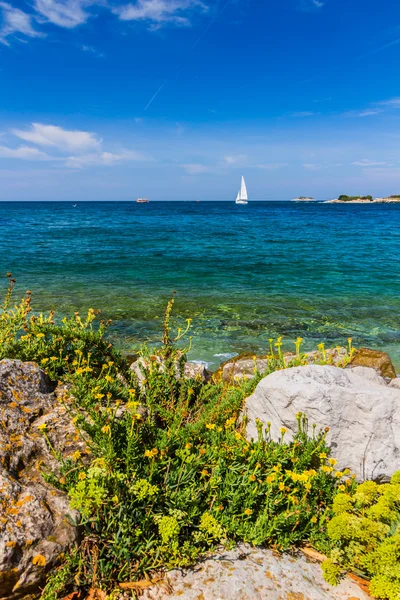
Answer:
[{"left": 1, "top": 201, "right": 399, "bottom": 368}]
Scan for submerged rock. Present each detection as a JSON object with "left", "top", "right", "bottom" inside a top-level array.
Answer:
[
  {"left": 141, "top": 544, "right": 370, "bottom": 600},
  {"left": 244, "top": 364, "right": 400, "bottom": 481},
  {"left": 349, "top": 347, "right": 396, "bottom": 379},
  {"left": 0, "top": 360, "right": 82, "bottom": 599}
]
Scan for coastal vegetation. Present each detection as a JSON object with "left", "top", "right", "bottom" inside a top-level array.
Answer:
[
  {"left": 338, "top": 195, "right": 373, "bottom": 202},
  {"left": 0, "top": 275, "right": 399, "bottom": 600}
]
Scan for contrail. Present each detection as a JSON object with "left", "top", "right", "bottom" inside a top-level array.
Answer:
[
  {"left": 143, "top": 1, "right": 232, "bottom": 111},
  {"left": 189, "top": 0, "right": 231, "bottom": 52},
  {"left": 144, "top": 80, "right": 167, "bottom": 111}
]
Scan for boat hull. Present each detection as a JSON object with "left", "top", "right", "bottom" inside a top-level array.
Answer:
[{"left": 235, "top": 200, "right": 248, "bottom": 205}]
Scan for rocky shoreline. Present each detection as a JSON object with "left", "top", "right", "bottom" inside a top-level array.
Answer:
[
  {"left": 326, "top": 197, "right": 400, "bottom": 204},
  {"left": 1, "top": 345, "right": 399, "bottom": 599}
]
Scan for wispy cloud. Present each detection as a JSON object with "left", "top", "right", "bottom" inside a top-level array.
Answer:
[
  {"left": 33, "top": 0, "right": 92, "bottom": 28},
  {"left": 0, "top": 145, "right": 52, "bottom": 160},
  {"left": 256, "top": 162, "right": 288, "bottom": 170},
  {"left": 65, "top": 149, "right": 146, "bottom": 168},
  {"left": 352, "top": 159, "right": 388, "bottom": 167},
  {"left": 0, "top": 2, "right": 43, "bottom": 45},
  {"left": 290, "top": 111, "right": 316, "bottom": 118},
  {"left": 357, "top": 109, "right": 383, "bottom": 117},
  {"left": 115, "top": 0, "right": 208, "bottom": 28},
  {"left": 298, "top": 0, "right": 325, "bottom": 12},
  {"left": 302, "top": 163, "right": 320, "bottom": 170},
  {"left": 182, "top": 163, "right": 210, "bottom": 174},
  {"left": 12, "top": 123, "right": 101, "bottom": 153},
  {"left": 379, "top": 97, "right": 400, "bottom": 108},
  {"left": 81, "top": 44, "right": 104, "bottom": 57},
  {"left": 224, "top": 154, "right": 247, "bottom": 165}
]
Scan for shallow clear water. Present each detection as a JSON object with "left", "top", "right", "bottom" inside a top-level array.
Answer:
[{"left": 1, "top": 201, "right": 399, "bottom": 368}]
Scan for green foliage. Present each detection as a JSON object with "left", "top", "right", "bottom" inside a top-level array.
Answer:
[
  {"left": 338, "top": 194, "right": 373, "bottom": 201},
  {"left": 321, "top": 473, "right": 400, "bottom": 597},
  {"left": 0, "top": 274, "right": 126, "bottom": 380}
]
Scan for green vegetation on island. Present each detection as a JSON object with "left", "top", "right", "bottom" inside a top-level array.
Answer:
[
  {"left": 0, "top": 275, "right": 399, "bottom": 600},
  {"left": 338, "top": 195, "right": 373, "bottom": 202}
]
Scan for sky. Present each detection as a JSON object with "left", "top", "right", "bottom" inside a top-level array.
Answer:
[{"left": 1, "top": 0, "right": 400, "bottom": 200}]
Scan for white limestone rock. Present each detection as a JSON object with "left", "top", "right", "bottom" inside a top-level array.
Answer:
[{"left": 244, "top": 364, "right": 400, "bottom": 481}]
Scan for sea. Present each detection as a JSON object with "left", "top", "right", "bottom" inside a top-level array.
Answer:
[{"left": 1, "top": 200, "right": 400, "bottom": 369}]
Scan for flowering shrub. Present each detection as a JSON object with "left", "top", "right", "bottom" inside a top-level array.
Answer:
[
  {"left": 321, "top": 474, "right": 400, "bottom": 599},
  {"left": 0, "top": 278, "right": 355, "bottom": 597}
]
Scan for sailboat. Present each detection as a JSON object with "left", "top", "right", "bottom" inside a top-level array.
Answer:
[{"left": 235, "top": 176, "right": 248, "bottom": 205}]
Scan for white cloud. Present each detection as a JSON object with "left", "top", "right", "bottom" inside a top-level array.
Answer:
[
  {"left": 357, "top": 109, "right": 382, "bottom": 117},
  {"left": 379, "top": 97, "right": 400, "bottom": 107},
  {"left": 33, "top": 0, "right": 91, "bottom": 28},
  {"left": 303, "top": 163, "right": 320, "bottom": 170},
  {"left": 81, "top": 44, "right": 104, "bottom": 57},
  {"left": 65, "top": 149, "right": 146, "bottom": 168},
  {"left": 224, "top": 154, "right": 247, "bottom": 165},
  {"left": 0, "top": 2, "right": 43, "bottom": 45},
  {"left": 352, "top": 159, "right": 388, "bottom": 167},
  {"left": 290, "top": 111, "right": 315, "bottom": 118},
  {"left": 256, "top": 162, "right": 288, "bottom": 170},
  {"left": 116, "top": 0, "right": 208, "bottom": 27},
  {"left": 12, "top": 123, "right": 101, "bottom": 153},
  {"left": 0, "top": 145, "right": 52, "bottom": 160},
  {"left": 182, "top": 163, "right": 210, "bottom": 174}
]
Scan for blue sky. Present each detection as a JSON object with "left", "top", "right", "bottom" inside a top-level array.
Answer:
[{"left": 1, "top": 0, "right": 400, "bottom": 200}]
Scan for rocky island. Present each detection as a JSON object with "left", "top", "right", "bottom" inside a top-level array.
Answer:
[{"left": 326, "top": 194, "right": 400, "bottom": 203}]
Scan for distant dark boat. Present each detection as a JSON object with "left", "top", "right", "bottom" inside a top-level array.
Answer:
[{"left": 136, "top": 198, "right": 149, "bottom": 203}]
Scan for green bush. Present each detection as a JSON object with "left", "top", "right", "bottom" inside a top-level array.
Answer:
[{"left": 321, "top": 474, "right": 400, "bottom": 599}]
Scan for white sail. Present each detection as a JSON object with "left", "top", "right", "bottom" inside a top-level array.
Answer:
[
  {"left": 240, "top": 176, "right": 248, "bottom": 201},
  {"left": 235, "top": 176, "right": 248, "bottom": 204}
]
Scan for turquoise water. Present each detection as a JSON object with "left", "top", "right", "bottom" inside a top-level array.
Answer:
[{"left": 1, "top": 201, "right": 400, "bottom": 368}]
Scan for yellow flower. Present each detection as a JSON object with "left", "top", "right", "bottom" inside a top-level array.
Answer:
[
  {"left": 338, "top": 484, "right": 345, "bottom": 491},
  {"left": 50, "top": 356, "right": 57, "bottom": 361},
  {"left": 244, "top": 508, "right": 253, "bottom": 516},
  {"left": 185, "top": 443, "right": 193, "bottom": 450},
  {"left": 328, "top": 458, "right": 337, "bottom": 466},
  {"left": 101, "top": 424, "right": 111, "bottom": 435},
  {"left": 249, "top": 474, "right": 257, "bottom": 482},
  {"left": 206, "top": 423, "right": 216, "bottom": 430},
  {"left": 112, "top": 495, "right": 119, "bottom": 504},
  {"left": 266, "top": 474, "right": 276, "bottom": 484},
  {"left": 78, "top": 472, "right": 86, "bottom": 481},
  {"left": 41, "top": 358, "right": 49, "bottom": 364},
  {"left": 280, "top": 427, "right": 288, "bottom": 434},
  {"left": 319, "top": 452, "right": 327, "bottom": 459},
  {"left": 71, "top": 451, "right": 81, "bottom": 462},
  {"left": 36, "top": 333, "right": 45, "bottom": 338},
  {"left": 201, "top": 469, "right": 209, "bottom": 477},
  {"left": 279, "top": 482, "right": 285, "bottom": 491},
  {"left": 105, "top": 375, "right": 113, "bottom": 383},
  {"left": 311, "top": 516, "right": 317, "bottom": 523},
  {"left": 235, "top": 432, "right": 242, "bottom": 440},
  {"left": 305, "top": 482, "right": 312, "bottom": 491},
  {"left": 334, "top": 471, "right": 344, "bottom": 478},
  {"left": 37, "top": 423, "right": 47, "bottom": 432}
]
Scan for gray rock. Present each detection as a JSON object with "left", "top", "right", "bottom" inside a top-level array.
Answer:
[
  {"left": 244, "top": 364, "right": 400, "bottom": 481},
  {"left": 184, "top": 362, "right": 211, "bottom": 382},
  {"left": 221, "top": 358, "right": 269, "bottom": 383},
  {"left": 141, "top": 544, "right": 370, "bottom": 600},
  {"left": 0, "top": 360, "right": 82, "bottom": 599},
  {"left": 389, "top": 377, "right": 400, "bottom": 390},
  {"left": 130, "top": 356, "right": 211, "bottom": 384}
]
